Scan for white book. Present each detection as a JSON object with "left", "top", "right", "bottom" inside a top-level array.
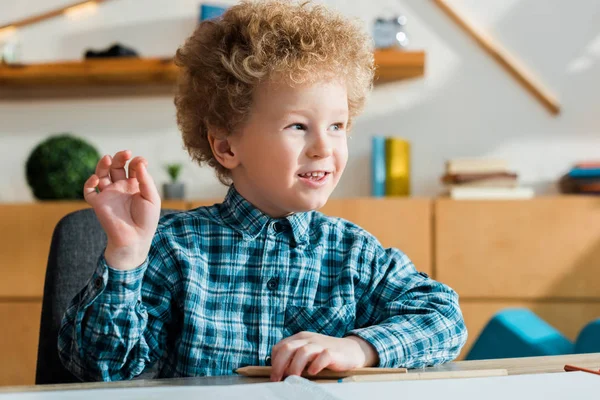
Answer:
[
  {"left": 447, "top": 158, "right": 509, "bottom": 174},
  {"left": 449, "top": 187, "right": 534, "bottom": 200},
  {"left": 445, "top": 178, "right": 518, "bottom": 189}
]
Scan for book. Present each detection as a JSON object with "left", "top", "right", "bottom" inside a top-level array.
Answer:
[
  {"left": 449, "top": 187, "right": 534, "bottom": 200},
  {"left": 575, "top": 161, "right": 600, "bottom": 169},
  {"left": 445, "top": 179, "right": 518, "bottom": 189},
  {"left": 559, "top": 174, "right": 600, "bottom": 194},
  {"left": 371, "top": 136, "right": 386, "bottom": 197},
  {"left": 446, "top": 158, "right": 509, "bottom": 174},
  {"left": 441, "top": 172, "right": 518, "bottom": 186},
  {"left": 568, "top": 168, "right": 600, "bottom": 179},
  {"left": 385, "top": 137, "right": 410, "bottom": 196}
]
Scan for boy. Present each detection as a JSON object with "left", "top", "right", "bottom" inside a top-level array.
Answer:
[{"left": 58, "top": 0, "right": 467, "bottom": 382}]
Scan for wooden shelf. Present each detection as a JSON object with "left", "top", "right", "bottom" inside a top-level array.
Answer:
[
  {"left": 374, "top": 49, "right": 425, "bottom": 83},
  {"left": 0, "top": 50, "right": 424, "bottom": 91}
]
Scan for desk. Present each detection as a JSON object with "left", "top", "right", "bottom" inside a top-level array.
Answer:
[{"left": 1, "top": 353, "right": 599, "bottom": 394}]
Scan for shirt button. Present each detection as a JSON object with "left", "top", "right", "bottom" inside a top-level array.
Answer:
[
  {"left": 273, "top": 222, "right": 286, "bottom": 233},
  {"left": 419, "top": 271, "right": 429, "bottom": 278},
  {"left": 94, "top": 277, "right": 103, "bottom": 289},
  {"left": 265, "top": 356, "right": 272, "bottom": 366},
  {"left": 266, "top": 277, "right": 279, "bottom": 291}
]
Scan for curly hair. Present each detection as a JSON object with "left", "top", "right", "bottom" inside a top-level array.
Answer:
[{"left": 174, "top": 0, "right": 374, "bottom": 185}]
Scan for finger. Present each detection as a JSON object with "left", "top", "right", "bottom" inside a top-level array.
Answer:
[
  {"left": 127, "top": 156, "right": 146, "bottom": 181},
  {"left": 83, "top": 174, "right": 99, "bottom": 204},
  {"left": 95, "top": 155, "right": 112, "bottom": 191},
  {"left": 271, "top": 331, "right": 310, "bottom": 357},
  {"left": 109, "top": 150, "right": 131, "bottom": 182},
  {"left": 130, "top": 159, "right": 160, "bottom": 205},
  {"left": 270, "top": 340, "right": 307, "bottom": 382},
  {"left": 306, "top": 349, "right": 333, "bottom": 376},
  {"left": 286, "top": 344, "right": 322, "bottom": 377}
]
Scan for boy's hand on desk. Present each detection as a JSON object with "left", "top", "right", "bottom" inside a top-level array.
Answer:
[
  {"left": 269, "top": 332, "right": 379, "bottom": 382},
  {"left": 83, "top": 150, "right": 161, "bottom": 271}
]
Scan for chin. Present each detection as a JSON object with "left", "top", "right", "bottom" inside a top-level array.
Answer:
[{"left": 293, "top": 194, "right": 330, "bottom": 212}]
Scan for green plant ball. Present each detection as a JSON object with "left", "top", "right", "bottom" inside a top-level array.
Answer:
[{"left": 25, "top": 134, "right": 101, "bottom": 200}]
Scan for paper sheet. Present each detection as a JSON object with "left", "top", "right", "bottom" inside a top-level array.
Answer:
[{"left": 0, "top": 376, "right": 340, "bottom": 400}]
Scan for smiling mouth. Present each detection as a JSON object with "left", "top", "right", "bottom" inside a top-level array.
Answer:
[{"left": 297, "top": 171, "right": 331, "bottom": 181}]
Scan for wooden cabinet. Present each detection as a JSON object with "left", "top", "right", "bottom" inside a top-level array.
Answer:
[{"left": 3, "top": 196, "right": 599, "bottom": 385}]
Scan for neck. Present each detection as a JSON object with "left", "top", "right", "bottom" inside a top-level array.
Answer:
[{"left": 231, "top": 179, "right": 294, "bottom": 219}]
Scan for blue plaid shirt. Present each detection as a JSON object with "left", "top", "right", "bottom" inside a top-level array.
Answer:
[{"left": 59, "top": 186, "right": 467, "bottom": 381}]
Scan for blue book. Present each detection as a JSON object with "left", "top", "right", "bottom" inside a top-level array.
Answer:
[
  {"left": 371, "top": 136, "right": 386, "bottom": 197},
  {"left": 568, "top": 168, "right": 600, "bottom": 179},
  {"left": 200, "top": 4, "right": 228, "bottom": 21}
]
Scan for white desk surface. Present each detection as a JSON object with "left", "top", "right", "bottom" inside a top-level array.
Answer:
[{"left": 1, "top": 353, "right": 599, "bottom": 398}]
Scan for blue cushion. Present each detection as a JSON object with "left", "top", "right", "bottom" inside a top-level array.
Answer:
[
  {"left": 466, "top": 308, "right": 574, "bottom": 360},
  {"left": 575, "top": 318, "right": 600, "bottom": 354}
]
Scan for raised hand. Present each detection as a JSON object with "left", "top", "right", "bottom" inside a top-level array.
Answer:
[{"left": 83, "top": 150, "right": 161, "bottom": 270}]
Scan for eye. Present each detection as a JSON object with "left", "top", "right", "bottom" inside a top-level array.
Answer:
[
  {"left": 330, "top": 123, "right": 345, "bottom": 131},
  {"left": 287, "top": 123, "right": 307, "bottom": 131}
]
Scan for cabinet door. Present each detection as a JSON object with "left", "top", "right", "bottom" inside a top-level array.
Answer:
[
  {"left": 0, "top": 203, "right": 90, "bottom": 298},
  {"left": 0, "top": 301, "right": 42, "bottom": 386},
  {"left": 436, "top": 197, "right": 600, "bottom": 299}
]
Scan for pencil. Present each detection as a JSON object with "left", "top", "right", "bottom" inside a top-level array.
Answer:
[
  {"left": 339, "top": 368, "right": 508, "bottom": 382},
  {"left": 234, "top": 366, "right": 407, "bottom": 379},
  {"left": 564, "top": 364, "right": 600, "bottom": 375}
]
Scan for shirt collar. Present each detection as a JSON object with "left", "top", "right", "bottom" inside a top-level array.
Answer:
[{"left": 219, "top": 185, "right": 312, "bottom": 245}]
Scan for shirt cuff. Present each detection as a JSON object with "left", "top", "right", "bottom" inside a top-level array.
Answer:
[
  {"left": 82, "top": 253, "right": 148, "bottom": 306},
  {"left": 346, "top": 325, "right": 406, "bottom": 368}
]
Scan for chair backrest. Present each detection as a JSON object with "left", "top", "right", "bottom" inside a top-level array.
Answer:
[{"left": 35, "top": 208, "right": 178, "bottom": 384}]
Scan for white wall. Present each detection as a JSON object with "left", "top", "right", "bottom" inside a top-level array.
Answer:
[{"left": 1, "top": 0, "right": 599, "bottom": 201}]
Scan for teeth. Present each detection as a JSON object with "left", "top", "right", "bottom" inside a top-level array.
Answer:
[{"left": 300, "top": 171, "right": 327, "bottom": 178}]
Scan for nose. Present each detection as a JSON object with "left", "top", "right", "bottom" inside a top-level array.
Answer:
[{"left": 306, "top": 130, "right": 333, "bottom": 159}]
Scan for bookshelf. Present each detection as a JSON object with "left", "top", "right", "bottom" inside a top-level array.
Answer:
[{"left": 0, "top": 50, "right": 425, "bottom": 93}]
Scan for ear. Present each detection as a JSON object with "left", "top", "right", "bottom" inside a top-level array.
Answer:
[{"left": 208, "top": 131, "right": 240, "bottom": 170}]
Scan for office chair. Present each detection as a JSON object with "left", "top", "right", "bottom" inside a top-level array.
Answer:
[{"left": 35, "top": 208, "right": 178, "bottom": 384}]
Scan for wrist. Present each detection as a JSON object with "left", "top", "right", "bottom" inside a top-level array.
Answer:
[
  {"left": 104, "top": 242, "right": 150, "bottom": 271},
  {"left": 345, "top": 335, "right": 379, "bottom": 367}
]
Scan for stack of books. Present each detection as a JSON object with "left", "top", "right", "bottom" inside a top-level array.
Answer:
[
  {"left": 559, "top": 162, "right": 600, "bottom": 195},
  {"left": 441, "top": 158, "right": 534, "bottom": 200}
]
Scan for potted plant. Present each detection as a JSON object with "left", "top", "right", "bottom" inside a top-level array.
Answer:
[
  {"left": 25, "top": 133, "right": 100, "bottom": 200},
  {"left": 163, "top": 163, "right": 185, "bottom": 200}
]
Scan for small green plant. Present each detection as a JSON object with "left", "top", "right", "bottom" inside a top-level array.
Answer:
[
  {"left": 165, "top": 163, "right": 183, "bottom": 182},
  {"left": 25, "top": 133, "right": 100, "bottom": 200}
]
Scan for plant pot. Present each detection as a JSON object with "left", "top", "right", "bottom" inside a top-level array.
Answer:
[{"left": 163, "top": 182, "right": 185, "bottom": 200}]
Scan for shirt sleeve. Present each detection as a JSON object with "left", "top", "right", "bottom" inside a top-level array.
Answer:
[
  {"left": 346, "top": 244, "right": 468, "bottom": 368},
  {"left": 57, "top": 231, "right": 178, "bottom": 381}
]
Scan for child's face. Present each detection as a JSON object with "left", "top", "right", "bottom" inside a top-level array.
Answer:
[{"left": 229, "top": 78, "right": 349, "bottom": 217}]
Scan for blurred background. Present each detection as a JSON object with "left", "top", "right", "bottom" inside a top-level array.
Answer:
[
  {"left": 1, "top": 0, "right": 599, "bottom": 388},
  {"left": 1, "top": 0, "right": 599, "bottom": 200}
]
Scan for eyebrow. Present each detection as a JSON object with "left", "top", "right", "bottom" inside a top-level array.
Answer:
[{"left": 283, "top": 109, "right": 349, "bottom": 116}]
